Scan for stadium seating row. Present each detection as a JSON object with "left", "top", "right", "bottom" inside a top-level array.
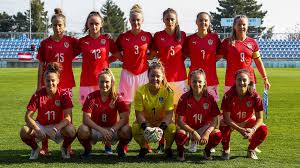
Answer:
[{"left": 0, "top": 38, "right": 299, "bottom": 60}]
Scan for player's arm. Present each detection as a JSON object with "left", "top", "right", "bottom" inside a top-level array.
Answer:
[
  {"left": 148, "top": 50, "right": 157, "bottom": 60},
  {"left": 161, "top": 110, "right": 173, "bottom": 125},
  {"left": 54, "top": 108, "right": 72, "bottom": 130},
  {"left": 37, "top": 61, "right": 44, "bottom": 90},
  {"left": 135, "top": 110, "right": 146, "bottom": 125},
  {"left": 178, "top": 115, "right": 195, "bottom": 133},
  {"left": 25, "top": 110, "right": 39, "bottom": 131},
  {"left": 216, "top": 54, "right": 224, "bottom": 61},
  {"left": 253, "top": 110, "right": 264, "bottom": 131},
  {"left": 25, "top": 110, "right": 46, "bottom": 139},
  {"left": 177, "top": 115, "right": 201, "bottom": 141},
  {"left": 253, "top": 57, "right": 271, "bottom": 90},
  {"left": 83, "top": 112, "right": 103, "bottom": 132},
  {"left": 109, "top": 51, "right": 122, "bottom": 63},
  {"left": 112, "top": 111, "right": 129, "bottom": 132},
  {"left": 83, "top": 112, "right": 113, "bottom": 141},
  {"left": 223, "top": 111, "right": 247, "bottom": 138}
]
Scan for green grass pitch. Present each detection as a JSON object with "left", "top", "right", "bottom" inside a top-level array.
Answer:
[{"left": 0, "top": 68, "right": 299, "bottom": 168}]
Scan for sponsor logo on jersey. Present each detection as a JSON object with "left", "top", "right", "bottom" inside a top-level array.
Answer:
[
  {"left": 192, "top": 41, "right": 197, "bottom": 45},
  {"left": 246, "top": 101, "right": 252, "bottom": 107},
  {"left": 64, "top": 42, "right": 69, "bottom": 48},
  {"left": 84, "top": 41, "right": 89, "bottom": 45},
  {"left": 159, "top": 97, "right": 164, "bottom": 104},
  {"left": 208, "top": 39, "right": 213, "bottom": 45},
  {"left": 203, "top": 103, "right": 209, "bottom": 110},
  {"left": 47, "top": 46, "right": 52, "bottom": 49},
  {"left": 125, "top": 38, "right": 130, "bottom": 41},
  {"left": 187, "top": 103, "right": 192, "bottom": 108},
  {"left": 141, "top": 36, "right": 146, "bottom": 41},
  {"left": 55, "top": 100, "right": 61, "bottom": 107},
  {"left": 160, "top": 38, "right": 165, "bottom": 41},
  {"left": 247, "top": 43, "right": 253, "bottom": 49},
  {"left": 101, "top": 39, "right": 106, "bottom": 44}
]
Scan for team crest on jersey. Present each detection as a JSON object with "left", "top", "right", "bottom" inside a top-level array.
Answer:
[
  {"left": 55, "top": 100, "right": 61, "bottom": 107},
  {"left": 203, "top": 103, "right": 209, "bottom": 110},
  {"left": 159, "top": 97, "right": 164, "bottom": 104},
  {"left": 125, "top": 38, "right": 130, "bottom": 41},
  {"left": 208, "top": 39, "right": 213, "bottom": 46},
  {"left": 246, "top": 101, "right": 252, "bottom": 107},
  {"left": 48, "top": 45, "right": 53, "bottom": 49},
  {"left": 141, "top": 36, "right": 146, "bottom": 41},
  {"left": 192, "top": 41, "right": 197, "bottom": 45},
  {"left": 84, "top": 41, "right": 89, "bottom": 45},
  {"left": 160, "top": 38, "right": 165, "bottom": 41},
  {"left": 187, "top": 104, "right": 192, "bottom": 108},
  {"left": 101, "top": 39, "right": 106, "bottom": 44},
  {"left": 247, "top": 43, "right": 253, "bottom": 49},
  {"left": 64, "top": 42, "right": 69, "bottom": 48}
]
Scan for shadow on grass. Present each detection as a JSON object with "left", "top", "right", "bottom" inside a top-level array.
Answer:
[{"left": 0, "top": 149, "right": 237, "bottom": 165}]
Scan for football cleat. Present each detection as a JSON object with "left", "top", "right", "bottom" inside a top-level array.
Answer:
[
  {"left": 157, "top": 144, "right": 164, "bottom": 154},
  {"left": 221, "top": 151, "right": 230, "bottom": 160},
  {"left": 60, "top": 146, "right": 70, "bottom": 159},
  {"left": 104, "top": 144, "right": 113, "bottom": 155},
  {"left": 29, "top": 146, "right": 40, "bottom": 160},
  {"left": 247, "top": 150, "right": 258, "bottom": 160},
  {"left": 188, "top": 141, "right": 197, "bottom": 153},
  {"left": 138, "top": 148, "right": 149, "bottom": 159},
  {"left": 203, "top": 148, "right": 213, "bottom": 160}
]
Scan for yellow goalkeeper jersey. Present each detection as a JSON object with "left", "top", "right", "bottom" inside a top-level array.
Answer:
[{"left": 134, "top": 83, "right": 174, "bottom": 126}]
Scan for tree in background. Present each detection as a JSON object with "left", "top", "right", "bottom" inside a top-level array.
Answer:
[
  {"left": 26, "top": 0, "right": 48, "bottom": 34},
  {"left": 0, "top": 12, "right": 14, "bottom": 32},
  {"left": 13, "top": 12, "right": 29, "bottom": 32},
  {"left": 210, "top": 0, "right": 267, "bottom": 38},
  {"left": 100, "top": 0, "right": 127, "bottom": 36}
]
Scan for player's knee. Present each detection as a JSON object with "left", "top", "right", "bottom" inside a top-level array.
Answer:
[
  {"left": 212, "top": 130, "right": 223, "bottom": 143},
  {"left": 175, "top": 129, "right": 189, "bottom": 146},
  {"left": 259, "top": 125, "right": 268, "bottom": 139},
  {"left": 118, "top": 125, "right": 132, "bottom": 140},
  {"left": 20, "top": 125, "right": 32, "bottom": 139},
  {"left": 77, "top": 124, "right": 90, "bottom": 139},
  {"left": 62, "top": 124, "right": 76, "bottom": 138},
  {"left": 131, "top": 123, "right": 143, "bottom": 137}
]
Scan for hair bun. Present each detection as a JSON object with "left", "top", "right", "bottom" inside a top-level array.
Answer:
[
  {"left": 47, "top": 62, "right": 62, "bottom": 74},
  {"left": 54, "top": 8, "right": 63, "bottom": 15}
]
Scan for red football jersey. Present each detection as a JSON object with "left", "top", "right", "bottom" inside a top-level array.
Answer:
[
  {"left": 221, "top": 86, "right": 263, "bottom": 123},
  {"left": 27, "top": 88, "right": 73, "bottom": 125},
  {"left": 151, "top": 30, "right": 187, "bottom": 82},
  {"left": 116, "top": 30, "right": 152, "bottom": 75},
  {"left": 219, "top": 37, "right": 260, "bottom": 86},
  {"left": 78, "top": 35, "right": 118, "bottom": 86},
  {"left": 184, "top": 33, "right": 220, "bottom": 86},
  {"left": 37, "top": 35, "right": 79, "bottom": 89},
  {"left": 82, "top": 91, "right": 129, "bottom": 127},
  {"left": 176, "top": 91, "right": 220, "bottom": 130}
]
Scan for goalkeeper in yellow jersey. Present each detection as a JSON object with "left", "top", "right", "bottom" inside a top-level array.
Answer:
[{"left": 132, "top": 61, "right": 176, "bottom": 159}]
